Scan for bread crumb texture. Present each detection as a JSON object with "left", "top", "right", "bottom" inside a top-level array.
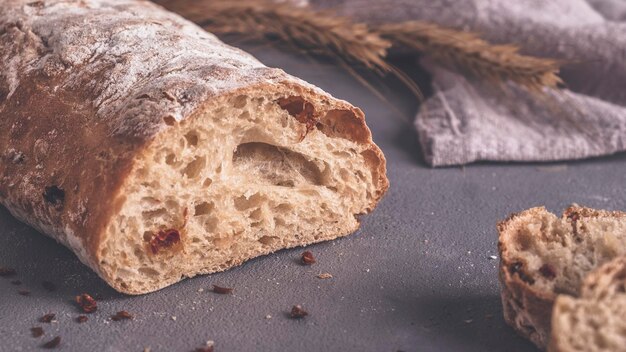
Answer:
[
  {"left": 100, "top": 92, "right": 386, "bottom": 294},
  {"left": 550, "top": 257, "right": 626, "bottom": 352}
]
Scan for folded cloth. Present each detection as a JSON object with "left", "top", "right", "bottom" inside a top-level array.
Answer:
[{"left": 309, "top": 0, "right": 626, "bottom": 166}]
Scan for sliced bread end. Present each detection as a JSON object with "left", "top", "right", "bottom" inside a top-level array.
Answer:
[{"left": 498, "top": 205, "right": 626, "bottom": 349}]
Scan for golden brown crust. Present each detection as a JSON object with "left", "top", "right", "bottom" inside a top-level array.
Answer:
[
  {"left": 563, "top": 204, "right": 626, "bottom": 221},
  {"left": 0, "top": 71, "right": 141, "bottom": 270},
  {"left": 498, "top": 207, "right": 556, "bottom": 349}
]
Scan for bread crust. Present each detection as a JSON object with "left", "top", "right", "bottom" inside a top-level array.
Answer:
[
  {"left": 0, "top": 0, "right": 388, "bottom": 292},
  {"left": 498, "top": 207, "right": 556, "bottom": 348},
  {"left": 498, "top": 206, "right": 626, "bottom": 350}
]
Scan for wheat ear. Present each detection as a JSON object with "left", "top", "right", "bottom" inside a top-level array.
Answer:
[
  {"left": 377, "top": 21, "right": 563, "bottom": 90},
  {"left": 155, "top": 0, "right": 562, "bottom": 91},
  {"left": 158, "top": 0, "right": 392, "bottom": 74}
]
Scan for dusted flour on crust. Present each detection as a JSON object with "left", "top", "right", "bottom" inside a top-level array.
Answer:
[{"left": 0, "top": 0, "right": 388, "bottom": 294}]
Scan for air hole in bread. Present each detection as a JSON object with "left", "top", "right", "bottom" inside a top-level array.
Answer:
[
  {"left": 250, "top": 208, "right": 263, "bottom": 221},
  {"left": 203, "top": 178, "right": 213, "bottom": 187},
  {"left": 194, "top": 202, "right": 214, "bottom": 216},
  {"left": 165, "top": 200, "right": 178, "bottom": 210},
  {"left": 182, "top": 156, "right": 205, "bottom": 179},
  {"left": 213, "top": 237, "right": 233, "bottom": 249},
  {"left": 258, "top": 235, "right": 278, "bottom": 246},
  {"left": 274, "top": 217, "right": 286, "bottom": 226},
  {"left": 204, "top": 217, "right": 219, "bottom": 232},
  {"left": 232, "top": 142, "right": 323, "bottom": 187},
  {"left": 234, "top": 193, "right": 264, "bottom": 211},
  {"left": 163, "top": 115, "right": 176, "bottom": 126},
  {"left": 233, "top": 95, "right": 248, "bottom": 108},
  {"left": 356, "top": 170, "right": 366, "bottom": 181},
  {"left": 141, "top": 197, "right": 161, "bottom": 205},
  {"left": 165, "top": 153, "right": 176, "bottom": 165},
  {"left": 139, "top": 267, "right": 160, "bottom": 276},
  {"left": 184, "top": 131, "right": 199, "bottom": 147},
  {"left": 142, "top": 208, "right": 167, "bottom": 220},
  {"left": 275, "top": 204, "right": 292, "bottom": 212},
  {"left": 277, "top": 96, "right": 317, "bottom": 133}
]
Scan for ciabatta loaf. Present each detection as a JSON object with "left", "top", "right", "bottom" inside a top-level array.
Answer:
[
  {"left": 0, "top": 0, "right": 388, "bottom": 294},
  {"left": 498, "top": 205, "right": 626, "bottom": 349},
  {"left": 549, "top": 257, "right": 626, "bottom": 352}
]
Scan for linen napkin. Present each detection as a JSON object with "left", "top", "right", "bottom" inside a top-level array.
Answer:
[{"left": 309, "top": 0, "right": 626, "bottom": 166}]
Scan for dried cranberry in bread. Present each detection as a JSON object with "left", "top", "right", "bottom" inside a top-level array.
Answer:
[
  {"left": 0, "top": 0, "right": 388, "bottom": 294},
  {"left": 498, "top": 205, "right": 626, "bottom": 349}
]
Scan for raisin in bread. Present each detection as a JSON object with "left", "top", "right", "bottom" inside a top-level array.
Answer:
[
  {"left": 498, "top": 205, "right": 626, "bottom": 349},
  {"left": 0, "top": 0, "right": 388, "bottom": 294},
  {"left": 549, "top": 256, "right": 626, "bottom": 352}
]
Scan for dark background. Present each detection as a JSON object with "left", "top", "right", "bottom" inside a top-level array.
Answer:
[{"left": 2, "top": 40, "right": 625, "bottom": 352}]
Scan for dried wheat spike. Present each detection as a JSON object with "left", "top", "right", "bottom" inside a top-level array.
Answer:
[{"left": 377, "top": 21, "right": 563, "bottom": 91}]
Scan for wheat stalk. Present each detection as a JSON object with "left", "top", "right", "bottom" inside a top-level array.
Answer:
[
  {"left": 157, "top": 0, "right": 392, "bottom": 74},
  {"left": 377, "top": 21, "right": 563, "bottom": 90},
  {"left": 155, "top": 0, "right": 563, "bottom": 91}
]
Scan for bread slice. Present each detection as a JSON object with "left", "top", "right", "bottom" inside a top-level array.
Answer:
[
  {"left": 0, "top": 0, "right": 388, "bottom": 294},
  {"left": 498, "top": 205, "right": 626, "bottom": 349},
  {"left": 549, "top": 257, "right": 626, "bottom": 352}
]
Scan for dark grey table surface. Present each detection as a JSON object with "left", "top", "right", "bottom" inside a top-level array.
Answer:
[{"left": 2, "top": 40, "right": 626, "bottom": 352}]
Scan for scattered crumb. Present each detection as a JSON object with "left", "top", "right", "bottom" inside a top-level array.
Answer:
[
  {"left": 111, "top": 311, "right": 133, "bottom": 321},
  {"left": 39, "top": 314, "right": 56, "bottom": 323},
  {"left": 143, "top": 348, "right": 151, "bottom": 352},
  {"left": 197, "top": 288, "right": 204, "bottom": 292},
  {"left": 290, "top": 305, "right": 308, "bottom": 319},
  {"left": 464, "top": 319, "right": 473, "bottom": 324},
  {"left": 489, "top": 255, "right": 497, "bottom": 260},
  {"left": 30, "top": 327, "right": 44, "bottom": 338},
  {"left": 42, "top": 336, "right": 61, "bottom": 349},
  {"left": 317, "top": 273, "right": 333, "bottom": 279},
  {"left": 75, "top": 293, "right": 97, "bottom": 313},
  {"left": 194, "top": 340, "right": 214, "bottom": 352},
  {"left": 76, "top": 316, "right": 88, "bottom": 323},
  {"left": 212, "top": 285, "right": 233, "bottom": 294},
  {"left": 301, "top": 251, "right": 316, "bottom": 265},
  {"left": 365, "top": 269, "right": 370, "bottom": 273},
  {"left": 265, "top": 314, "right": 272, "bottom": 319},
  {"left": 171, "top": 316, "right": 177, "bottom": 321}
]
